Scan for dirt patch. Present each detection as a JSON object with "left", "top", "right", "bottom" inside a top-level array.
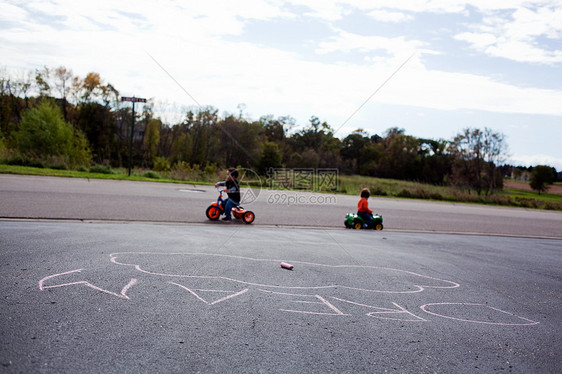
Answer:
[{"left": 504, "top": 180, "right": 562, "bottom": 195}]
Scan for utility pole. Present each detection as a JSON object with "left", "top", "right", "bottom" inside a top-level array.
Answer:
[{"left": 121, "top": 96, "right": 147, "bottom": 176}]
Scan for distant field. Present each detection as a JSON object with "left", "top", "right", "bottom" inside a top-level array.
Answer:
[{"left": 504, "top": 180, "right": 562, "bottom": 195}]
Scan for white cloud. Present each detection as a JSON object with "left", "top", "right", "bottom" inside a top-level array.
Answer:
[
  {"left": 2, "top": 0, "right": 561, "bottom": 140},
  {"left": 282, "top": 1, "right": 562, "bottom": 66},
  {"left": 315, "top": 30, "right": 425, "bottom": 56},
  {"left": 0, "top": 2, "right": 27, "bottom": 21},
  {"left": 367, "top": 10, "right": 414, "bottom": 23},
  {"left": 454, "top": 32, "right": 496, "bottom": 49},
  {"left": 3, "top": 0, "right": 560, "bottom": 121},
  {"left": 282, "top": 0, "right": 350, "bottom": 20},
  {"left": 333, "top": 0, "right": 468, "bottom": 14},
  {"left": 455, "top": 3, "right": 562, "bottom": 64}
]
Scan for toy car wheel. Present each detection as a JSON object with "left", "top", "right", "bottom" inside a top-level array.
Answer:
[
  {"left": 205, "top": 206, "right": 220, "bottom": 220},
  {"left": 374, "top": 222, "right": 383, "bottom": 231},
  {"left": 353, "top": 220, "right": 363, "bottom": 230},
  {"left": 243, "top": 211, "right": 255, "bottom": 224},
  {"left": 344, "top": 221, "right": 351, "bottom": 229}
]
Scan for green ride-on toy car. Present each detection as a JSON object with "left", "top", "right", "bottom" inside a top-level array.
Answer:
[{"left": 344, "top": 212, "right": 383, "bottom": 230}]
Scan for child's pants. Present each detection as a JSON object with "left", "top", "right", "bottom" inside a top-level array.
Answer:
[
  {"left": 357, "top": 211, "right": 373, "bottom": 227},
  {"left": 224, "top": 198, "right": 239, "bottom": 218}
]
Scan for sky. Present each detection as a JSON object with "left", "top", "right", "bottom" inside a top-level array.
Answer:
[{"left": 1, "top": 0, "right": 561, "bottom": 169}]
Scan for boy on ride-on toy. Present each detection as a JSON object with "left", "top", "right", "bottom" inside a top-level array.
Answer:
[
  {"left": 357, "top": 188, "right": 373, "bottom": 228},
  {"left": 215, "top": 168, "right": 240, "bottom": 221}
]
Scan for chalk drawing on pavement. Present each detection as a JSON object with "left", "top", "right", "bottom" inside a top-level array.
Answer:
[
  {"left": 38, "top": 252, "right": 540, "bottom": 326},
  {"left": 108, "top": 252, "right": 460, "bottom": 294}
]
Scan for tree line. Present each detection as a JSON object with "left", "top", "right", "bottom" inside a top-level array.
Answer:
[{"left": 1, "top": 65, "right": 557, "bottom": 194}]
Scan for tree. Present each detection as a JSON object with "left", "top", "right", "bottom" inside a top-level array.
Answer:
[
  {"left": 0, "top": 69, "right": 33, "bottom": 134},
  {"left": 14, "top": 70, "right": 33, "bottom": 103},
  {"left": 530, "top": 165, "right": 556, "bottom": 194},
  {"left": 341, "top": 129, "right": 369, "bottom": 162},
  {"left": 186, "top": 107, "right": 218, "bottom": 166},
  {"left": 258, "top": 141, "right": 282, "bottom": 174},
  {"left": 170, "top": 132, "right": 193, "bottom": 165},
  {"left": 358, "top": 142, "right": 383, "bottom": 176},
  {"left": 260, "top": 115, "right": 290, "bottom": 142},
  {"left": 54, "top": 66, "right": 74, "bottom": 120},
  {"left": 35, "top": 66, "right": 51, "bottom": 97},
  {"left": 449, "top": 127, "right": 506, "bottom": 194},
  {"left": 143, "top": 119, "right": 161, "bottom": 167},
  {"left": 81, "top": 72, "right": 103, "bottom": 102},
  {"left": 419, "top": 139, "right": 450, "bottom": 184},
  {"left": 0, "top": 129, "right": 6, "bottom": 157},
  {"left": 76, "top": 102, "right": 117, "bottom": 164},
  {"left": 481, "top": 128, "right": 507, "bottom": 193},
  {"left": 15, "top": 100, "right": 91, "bottom": 168}
]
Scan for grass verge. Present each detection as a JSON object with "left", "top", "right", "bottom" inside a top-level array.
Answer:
[{"left": 0, "top": 164, "right": 211, "bottom": 185}]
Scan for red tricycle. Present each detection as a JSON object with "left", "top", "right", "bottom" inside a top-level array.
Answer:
[{"left": 205, "top": 187, "right": 255, "bottom": 224}]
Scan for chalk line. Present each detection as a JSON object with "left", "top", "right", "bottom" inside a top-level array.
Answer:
[
  {"left": 169, "top": 282, "right": 249, "bottom": 305},
  {"left": 420, "top": 303, "right": 540, "bottom": 326},
  {"left": 39, "top": 269, "right": 137, "bottom": 299},
  {"left": 109, "top": 252, "right": 460, "bottom": 294}
]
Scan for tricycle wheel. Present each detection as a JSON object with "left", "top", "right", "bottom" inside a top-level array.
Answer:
[
  {"left": 344, "top": 221, "right": 351, "bottom": 229},
  {"left": 353, "top": 220, "right": 363, "bottom": 230},
  {"left": 206, "top": 205, "right": 220, "bottom": 220},
  {"left": 374, "top": 222, "right": 383, "bottom": 231},
  {"left": 243, "top": 211, "right": 255, "bottom": 224}
]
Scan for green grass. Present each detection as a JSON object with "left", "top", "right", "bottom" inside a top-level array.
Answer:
[
  {"left": 0, "top": 164, "right": 213, "bottom": 185},
  {"left": 503, "top": 188, "right": 562, "bottom": 205},
  {"left": 1, "top": 164, "right": 561, "bottom": 210},
  {"left": 338, "top": 174, "right": 446, "bottom": 197},
  {"left": 335, "top": 174, "right": 561, "bottom": 210}
]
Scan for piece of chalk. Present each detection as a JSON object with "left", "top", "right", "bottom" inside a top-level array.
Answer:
[{"left": 280, "top": 262, "right": 294, "bottom": 270}]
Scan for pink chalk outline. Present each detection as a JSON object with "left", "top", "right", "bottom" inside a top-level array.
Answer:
[
  {"left": 109, "top": 252, "right": 460, "bottom": 294},
  {"left": 37, "top": 265, "right": 540, "bottom": 326},
  {"left": 169, "top": 282, "right": 249, "bottom": 305},
  {"left": 39, "top": 269, "right": 137, "bottom": 300},
  {"left": 331, "top": 296, "right": 427, "bottom": 322},
  {"left": 420, "top": 303, "right": 540, "bottom": 326},
  {"left": 258, "top": 289, "right": 349, "bottom": 316}
]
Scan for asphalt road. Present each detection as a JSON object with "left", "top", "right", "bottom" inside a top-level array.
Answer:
[
  {"left": 1, "top": 174, "right": 561, "bottom": 373},
  {"left": 1, "top": 174, "right": 561, "bottom": 238},
  {"left": 1, "top": 222, "right": 561, "bottom": 373}
]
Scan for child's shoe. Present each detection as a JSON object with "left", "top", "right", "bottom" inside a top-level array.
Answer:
[{"left": 222, "top": 216, "right": 231, "bottom": 221}]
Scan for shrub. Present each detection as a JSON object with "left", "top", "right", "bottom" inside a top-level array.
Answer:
[
  {"left": 14, "top": 100, "right": 92, "bottom": 169},
  {"left": 143, "top": 171, "right": 160, "bottom": 179},
  {"left": 413, "top": 188, "right": 431, "bottom": 199},
  {"left": 544, "top": 201, "right": 562, "bottom": 210},
  {"left": 46, "top": 156, "right": 68, "bottom": 170},
  {"left": 514, "top": 197, "right": 540, "bottom": 209},
  {"left": 153, "top": 157, "right": 171, "bottom": 172},
  {"left": 488, "top": 194, "right": 511, "bottom": 206},
  {"left": 370, "top": 185, "right": 387, "bottom": 196},
  {"left": 170, "top": 161, "right": 199, "bottom": 181},
  {"left": 396, "top": 189, "right": 412, "bottom": 198},
  {"left": 429, "top": 192, "right": 443, "bottom": 200},
  {"left": 90, "top": 165, "right": 114, "bottom": 174},
  {"left": 203, "top": 162, "right": 218, "bottom": 177},
  {"left": 5, "top": 155, "right": 45, "bottom": 168}
]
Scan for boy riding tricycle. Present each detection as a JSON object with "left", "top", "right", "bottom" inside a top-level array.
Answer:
[{"left": 205, "top": 168, "right": 255, "bottom": 224}]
